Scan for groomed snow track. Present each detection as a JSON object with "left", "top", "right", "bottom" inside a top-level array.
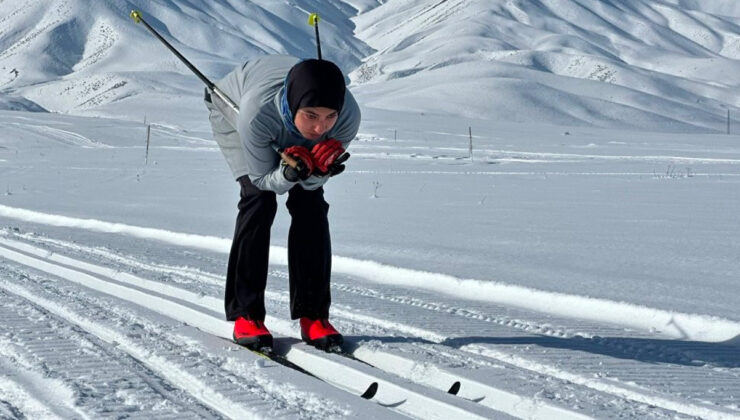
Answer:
[
  {"left": 0, "top": 216, "right": 739, "bottom": 419},
  {"left": 0, "top": 236, "right": 509, "bottom": 420}
]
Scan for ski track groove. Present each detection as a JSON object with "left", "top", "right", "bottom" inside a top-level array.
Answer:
[
  {"left": 10, "top": 231, "right": 707, "bottom": 360},
  {"left": 321, "top": 283, "right": 740, "bottom": 415},
  {"left": 0, "top": 237, "right": 503, "bottom": 420},
  {"left": 0, "top": 341, "right": 74, "bottom": 420},
  {"left": 0, "top": 287, "right": 215, "bottom": 420},
  {"left": 5, "top": 231, "right": 738, "bottom": 418},
  {"left": 0, "top": 263, "right": 366, "bottom": 420},
  {"left": 1, "top": 230, "right": 732, "bottom": 419}
]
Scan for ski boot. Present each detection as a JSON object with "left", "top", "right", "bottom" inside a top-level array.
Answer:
[
  {"left": 300, "top": 318, "right": 343, "bottom": 352},
  {"left": 233, "top": 317, "right": 273, "bottom": 352}
]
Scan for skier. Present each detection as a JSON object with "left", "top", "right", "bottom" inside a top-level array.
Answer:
[{"left": 204, "top": 55, "right": 360, "bottom": 351}]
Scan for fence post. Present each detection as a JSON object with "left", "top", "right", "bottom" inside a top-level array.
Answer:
[
  {"left": 469, "top": 126, "right": 473, "bottom": 162},
  {"left": 145, "top": 124, "right": 151, "bottom": 164}
]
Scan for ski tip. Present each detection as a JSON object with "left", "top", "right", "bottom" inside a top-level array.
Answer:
[
  {"left": 130, "top": 10, "right": 142, "bottom": 23},
  {"left": 448, "top": 381, "right": 461, "bottom": 395},
  {"left": 361, "top": 382, "right": 379, "bottom": 399}
]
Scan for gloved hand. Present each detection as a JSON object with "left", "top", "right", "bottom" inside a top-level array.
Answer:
[
  {"left": 311, "top": 139, "right": 345, "bottom": 174},
  {"left": 325, "top": 151, "right": 350, "bottom": 177},
  {"left": 282, "top": 145, "right": 314, "bottom": 182}
]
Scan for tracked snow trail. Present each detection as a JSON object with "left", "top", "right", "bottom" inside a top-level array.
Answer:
[
  {"left": 0, "top": 233, "right": 508, "bottom": 420},
  {"left": 0, "top": 272, "right": 380, "bottom": 419},
  {"left": 0, "top": 284, "right": 217, "bottom": 419},
  {"left": 2, "top": 228, "right": 738, "bottom": 419},
  {"left": 325, "top": 279, "right": 740, "bottom": 419},
  {"left": 0, "top": 232, "right": 550, "bottom": 419},
  {"left": 0, "top": 245, "right": 406, "bottom": 419}
]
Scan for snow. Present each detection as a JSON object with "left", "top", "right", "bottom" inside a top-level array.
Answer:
[
  {"left": 3, "top": 203, "right": 737, "bottom": 344},
  {"left": 0, "top": 350, "right": 76, "bottom": 420},
  {"left": 1, "top": 0, "right": 740, "bottom": 419}
]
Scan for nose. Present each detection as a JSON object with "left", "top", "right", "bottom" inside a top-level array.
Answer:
[{"left": 314, "top": 121, "right": 327, "bottom": 134}]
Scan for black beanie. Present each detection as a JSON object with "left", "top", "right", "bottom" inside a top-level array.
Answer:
[{"left": 286, "top": 59, "right": 346, "bottom": 117}]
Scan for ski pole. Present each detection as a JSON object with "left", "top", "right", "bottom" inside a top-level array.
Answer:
[
  {"left": 130, "top": 10, "right": 313, "bottom": 174},
  {"left": 129, "top": 10, "right": 240, "bottom": 114},
  {"left": 308, "top": 13, "right": 322, "bottom": 60}
]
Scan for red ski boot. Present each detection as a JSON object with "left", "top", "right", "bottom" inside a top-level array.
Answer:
[
  {"left": 233, "top": 317, "right": 273, "bottom": 351},
  {"left": 300, "top": 318, "right": 343, "bottom": 350}
]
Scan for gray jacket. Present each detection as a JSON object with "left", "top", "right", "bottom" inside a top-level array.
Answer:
[{"left": 205, "top": 55, "right": 361, "bottom": 193}]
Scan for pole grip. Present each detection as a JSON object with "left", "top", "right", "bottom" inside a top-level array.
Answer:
[
  {"left": 281, "top": 152, "right": 301, "bottom": 169},
  {"left": 271, "top": 145, "right": 297, "bottom": 168}
]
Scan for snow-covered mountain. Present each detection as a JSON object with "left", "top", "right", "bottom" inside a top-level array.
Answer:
[
  {"left": 2, "top": 2, "right": 740, "bottom": 419},
  {"left": 2, "top": 0, "right": 740, "bottom": 131},
  {"left": 352, "top": 0, "right": 740, "bottom": 131},
  {"left": 0, "top": 0, "right": 372, "bottom": 121}
]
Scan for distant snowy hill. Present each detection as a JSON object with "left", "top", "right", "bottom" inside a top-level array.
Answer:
[
  {"left": 667, "top": 0, "right": 740, "bottom": 17},
  {"left": 0, "top": 0, "right": 372, "bottom": 121},
  {"left": 2, "top": 0, "right": 740, "bottom": 131},
  {"left": 350, "top": 0, "right": 740, "bottom": 131}
]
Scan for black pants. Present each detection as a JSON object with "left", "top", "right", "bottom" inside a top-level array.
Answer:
[{"left": 225, "top": 176, "right": 332, "bottom": 321}]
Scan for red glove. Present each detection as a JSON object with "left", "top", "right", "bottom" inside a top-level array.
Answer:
[
  {"left": 311, "top": 139, "right": 345, "bottom": 174},
  {"left": 282, "top": 145, "right": 314, "bottom": 180}
]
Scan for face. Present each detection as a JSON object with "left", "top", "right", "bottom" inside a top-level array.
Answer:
[{"left": 294, "top": 107, "right": 339, "bottom": 141}]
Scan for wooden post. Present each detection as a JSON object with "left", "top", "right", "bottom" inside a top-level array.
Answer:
[
  {"left": 728, "top": 109, "right": 731, "bottom": 135},
  {"left": 145, "top": 124, "right": 151, "bottom": 164},
  {"left": 468, "top": 126, "right": 473, "bottom": 161}
]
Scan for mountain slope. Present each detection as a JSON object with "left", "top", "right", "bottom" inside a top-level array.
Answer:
[
  {"left": 2, "top": 0, "right": 740, "bottom": 131},
  {"left": 350, "top": 0, "right": 740, "bottom": 131},
  {"left": 0, "top": 0, "right": 371, "bottom": 118}
]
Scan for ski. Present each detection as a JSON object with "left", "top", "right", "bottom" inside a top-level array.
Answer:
[
  {"left": 323, "top": 344, "right": 462, "bottom": 398},
  {"left": 254, "top": 345, "right": 379, "bottom": 400},
  {"left": 327, "top": 346, "right": 459, "bottom": 397},
  {"left": 249, "top": 345, "right": 316, "bottom": 377},
  {"left": 298, "top": 343, "right": 380, "bottom": 399},
  {"left": 314, "top": 343, "right": 378, "bottom": 369},
  {"left": 225, "top": 339, "right": 379, "bottom": 400}
]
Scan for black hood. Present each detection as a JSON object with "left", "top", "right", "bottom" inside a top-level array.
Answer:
[{"left": 286, "top": 59, "right": 346, "bottom": 117}]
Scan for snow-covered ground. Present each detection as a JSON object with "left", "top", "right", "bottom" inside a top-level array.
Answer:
[
  {"left": 2, "top": 0, "right": 740, "bottom": 419},
  {"left": 1, "top": 108, "right": 739, "bottom": 419}
]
